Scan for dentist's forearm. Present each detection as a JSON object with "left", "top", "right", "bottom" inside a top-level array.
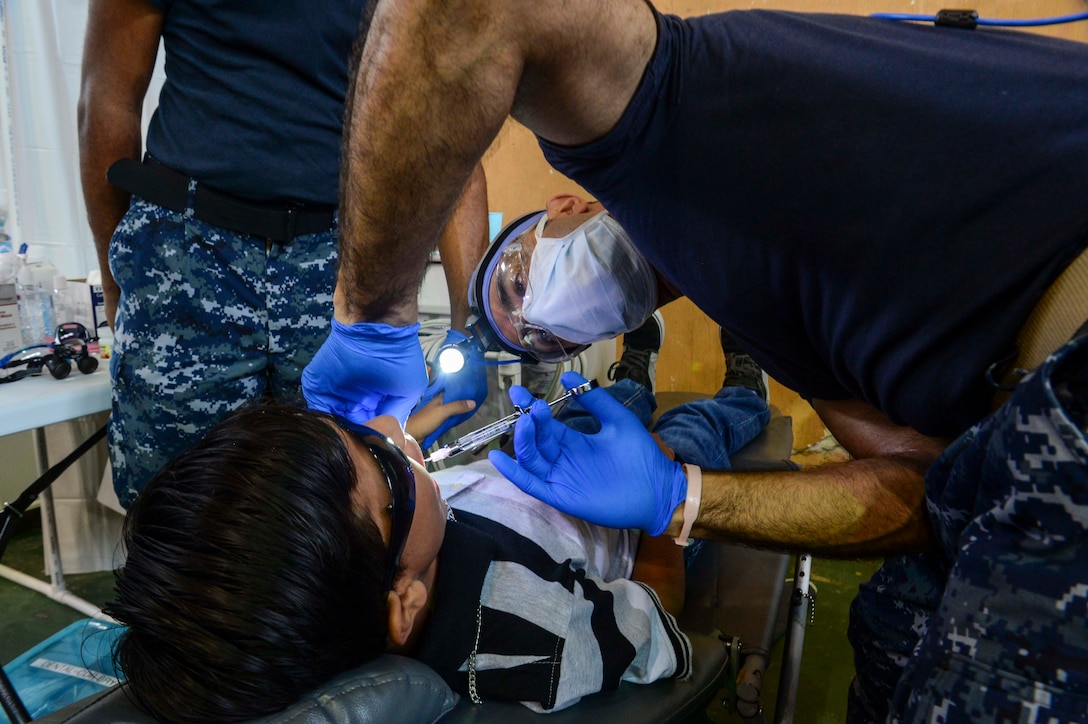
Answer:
[
  {"left": 665, "top": 457, "right": 936, "bottom": 558},
  {"left": 334, "top": 0, "right": 655, "bottom": 325},
  {"left": 335, "top": 0, "right": 521, "bottom": 325},
  {"left": 438, "top": 164, "right": 490, "bottom": 331}
]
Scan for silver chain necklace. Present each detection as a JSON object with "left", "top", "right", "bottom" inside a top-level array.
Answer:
[
  {"left": 446, "top": 507, "right": 484, "bottom": 705},
  {"left": 467, "top": 601, "right": 484, "bottom": 704}
]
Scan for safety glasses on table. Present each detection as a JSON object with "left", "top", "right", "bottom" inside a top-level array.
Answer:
[{"left": 336, "top": 419, "right": 417, "bottom": 591}]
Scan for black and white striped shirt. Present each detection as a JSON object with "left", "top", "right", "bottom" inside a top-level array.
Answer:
[{"left": 417, "top": 464, "right": 692, "bottom": 712}]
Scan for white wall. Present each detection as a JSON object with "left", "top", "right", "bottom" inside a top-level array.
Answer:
[{"left": 0, "top": 0, "right": 163, "bottom": 279}]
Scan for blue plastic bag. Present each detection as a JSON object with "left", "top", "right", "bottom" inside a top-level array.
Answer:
[{"left": 1, "top": 618, "right": 126, "bottom": 722}]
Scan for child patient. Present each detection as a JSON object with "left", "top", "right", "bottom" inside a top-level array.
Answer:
[{"left": 106, "top": 340, "right": 769, "bottom": 721}]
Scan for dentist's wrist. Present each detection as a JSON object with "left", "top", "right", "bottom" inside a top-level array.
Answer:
[
  {"left": 333, "top": 284, "right": 421, "bottom": 326},
  {"left": 672, "top": 464, "right": 702, "bottom": 546},
  {"left": 657, "top": 462, "right": 692, "bottom": 538}
]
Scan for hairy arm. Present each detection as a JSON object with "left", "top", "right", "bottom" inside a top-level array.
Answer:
[
  {"left": 336, "top": 0, "right": 655, "bottom": 324},
  {"left": 436, "top": 164, "right": 489, "bottom": 330},
  {"left": 664, "top": 398, "right": 949, "bottom": 557},
  {"left": 77, "top": 0, "right": 163, "bottom": 329}
]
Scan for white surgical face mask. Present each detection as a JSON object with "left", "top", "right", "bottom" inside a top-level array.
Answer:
[{"left": 522, "top": 211, "right": 658, "bottom": 345}]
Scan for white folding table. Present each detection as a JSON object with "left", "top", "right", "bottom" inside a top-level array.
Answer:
[{"left": 0, "top": 367, "right": 112, "bottom": 618}]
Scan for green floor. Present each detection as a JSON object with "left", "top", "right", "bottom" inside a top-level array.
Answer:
[
  {"left": 0, "top": 510, "right": 883, "bottom": 723},
  {"left": 0, "top": 515, "right": 116, "bottom": 669},
  {"left": 755, "top": 558, "right": 882, "bottom": 724}
]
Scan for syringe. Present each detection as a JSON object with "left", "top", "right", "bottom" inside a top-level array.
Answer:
[{"left": 424, "top": 378, "right": 598, "bottom": 464}]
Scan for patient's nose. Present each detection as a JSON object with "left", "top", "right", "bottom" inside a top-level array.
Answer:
[
  {"left": 366, "top": 415, "right": 405, "bottom": 447},
  {"left": 366, "top": 415, "right": 425, "bottom": 465}
]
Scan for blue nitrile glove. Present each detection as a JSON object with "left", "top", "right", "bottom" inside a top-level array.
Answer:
[
  {"left": 414, "top": 329, "right": 489, "bottom": 449},
  {"left": 302, "top": 319, "right": 428, "bottom": 426},
  {"left": 488, "top": 371, "right": 688, "bottom": 536}
]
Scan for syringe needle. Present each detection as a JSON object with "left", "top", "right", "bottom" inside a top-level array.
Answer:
[
  {"left": 423, "top": 412, "right": 520, "bottom": 463},
  {"left": 423, "top": 378, "right": 599, "bottom": 464}
]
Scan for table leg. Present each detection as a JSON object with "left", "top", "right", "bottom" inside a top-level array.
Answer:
[
  {"left": 34, "top": 429, "right": 66, "bottom": 595},
  {"left": 0, "top": 427, "right": 110, "bottom": 619}
]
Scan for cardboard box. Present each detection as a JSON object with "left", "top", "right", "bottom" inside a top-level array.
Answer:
[
  {"left": 0, "top": 282, "right": 21, "bottom": 355},
  {"left": 68, "top": 280, "right": 106, "bottom": 336}
]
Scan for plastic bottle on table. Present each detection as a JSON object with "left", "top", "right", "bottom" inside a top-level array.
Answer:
[
  {"left": 20, "top": 245, "right": 58, "bottom": 343},
  {"left": 52, "top": 275, "right": 71, "bottom": 327},
  {"left": 25, "top": 245, "right": 59, "bottom": 290},
  {"left": 16, "top": 262, "right": 54, "bottom": 345}
]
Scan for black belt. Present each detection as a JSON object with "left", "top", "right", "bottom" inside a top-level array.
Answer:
[{"left": 106, "top": 156, "right": 336, "bottom": 243}]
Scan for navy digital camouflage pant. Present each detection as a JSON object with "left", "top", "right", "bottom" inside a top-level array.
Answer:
[
  {"left": 108, "top": 192, "right": 337, "bottom": 507},
  {"left": 849, "top": 333, "right": 1088, "bottom": 722}
]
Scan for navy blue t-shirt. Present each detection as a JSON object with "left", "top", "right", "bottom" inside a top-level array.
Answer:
[
  {"left": 542, "top": 9, "right": 1088, "bottom": 438},
  {"left": 146, "top": 0, "right": 367, "bottom": 204}
]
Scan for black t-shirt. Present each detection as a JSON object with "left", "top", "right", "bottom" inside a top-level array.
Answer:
[
  {"left": 543, "top": 9, "right": 1088, "bottom": 437},
  {"left": 146, "top": 0, "right": 367, "bottom": 204}
]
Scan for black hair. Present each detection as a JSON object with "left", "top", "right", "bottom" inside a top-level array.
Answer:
[{"left": 103, "top": 403, "right": 389, "bottom": 722}]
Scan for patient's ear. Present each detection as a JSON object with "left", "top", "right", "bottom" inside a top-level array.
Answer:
[{"left": 386, "top": 579, "right": 430, "bottom": 650}]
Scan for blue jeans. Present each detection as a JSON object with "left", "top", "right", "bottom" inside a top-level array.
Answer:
[
  {"left": 557, "top": 378, "right": 771, "bottom": 471},
  {"left": 108, "top": 194, "right": 337, "bottom": 507}
]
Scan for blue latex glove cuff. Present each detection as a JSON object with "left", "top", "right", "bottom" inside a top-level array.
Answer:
[{"left": 302, "top": 319, "right": 427, "bottom": 426}]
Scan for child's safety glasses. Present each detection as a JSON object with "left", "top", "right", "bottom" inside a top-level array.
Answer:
[{"left": 337, "top": 419, "right": 417, "bottom": 591}]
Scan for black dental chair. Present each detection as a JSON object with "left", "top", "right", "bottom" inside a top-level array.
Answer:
[{"left": 35, "top": 397, "right": 804, "bottom": 724}]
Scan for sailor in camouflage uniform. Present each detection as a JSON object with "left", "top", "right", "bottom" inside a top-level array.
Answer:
[
  {"left": 850, "top": 332, "right": 1088, "bottom": 723},
  {"left": 106, "top": 192, "right": 336, "bottom": 507},
  {"left": 894, "top": 332, "right": 1088, "bottom": 722},
  {"left": 79, "top": 0, "right": 371, "bottom": 508}
]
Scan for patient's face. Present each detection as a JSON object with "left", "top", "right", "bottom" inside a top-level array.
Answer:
[{"left": 342, "top": 416, "right": 448, "bottom": 584}]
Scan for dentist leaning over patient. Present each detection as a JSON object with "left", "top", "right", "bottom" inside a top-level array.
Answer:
[{"left": 302, "top": 1, "right": 1088, "bottom": 721}]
